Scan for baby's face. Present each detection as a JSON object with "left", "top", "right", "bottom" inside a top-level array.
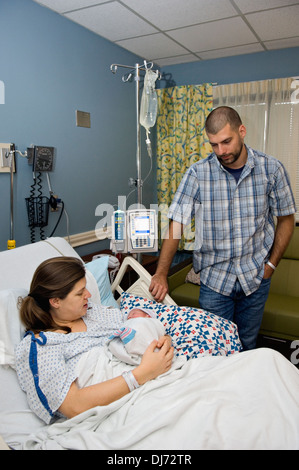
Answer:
[{"left": 127, "top": 308, "right": 151, "bottom": 319}]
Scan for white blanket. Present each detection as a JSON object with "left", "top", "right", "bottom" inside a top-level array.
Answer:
[{"left": 22, "top": 348, "right": 299, "bottom": 450}]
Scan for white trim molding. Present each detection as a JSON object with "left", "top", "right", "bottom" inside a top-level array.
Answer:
[{"left": 65, "top": 226, "right": 112, "bottom": 248}]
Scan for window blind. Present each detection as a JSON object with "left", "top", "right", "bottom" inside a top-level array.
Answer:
[{"left": 213, "top": 78, "right": 299, "bottom": 222}]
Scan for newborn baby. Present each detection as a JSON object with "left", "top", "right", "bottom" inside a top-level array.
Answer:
[{"left": 107, "top": 307, "right": 166, "bottom": 365}]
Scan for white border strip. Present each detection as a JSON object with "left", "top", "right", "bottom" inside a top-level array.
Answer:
[{"left": 65, "top": 226, "right": 111, "bottom": 248}]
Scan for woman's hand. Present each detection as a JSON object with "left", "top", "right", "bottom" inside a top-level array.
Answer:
[
  {"left": 133, "top": 338, "right": 174, "bottom": 385},
  {"left": 156, "top": 334, "right": 172, "bottom": 350}
]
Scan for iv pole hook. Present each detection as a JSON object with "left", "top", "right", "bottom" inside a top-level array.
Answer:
[{"left": 109, "top": 61, "right": 161, "bottom": 208}]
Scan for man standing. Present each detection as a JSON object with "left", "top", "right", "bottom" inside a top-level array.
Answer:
[{"left": 150, "top": 106, "right": 296, "bottom": 350}]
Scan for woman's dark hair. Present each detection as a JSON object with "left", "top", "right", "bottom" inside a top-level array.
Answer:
[{"left": 20, "top": 256, "right": 86, "bottom": 334}]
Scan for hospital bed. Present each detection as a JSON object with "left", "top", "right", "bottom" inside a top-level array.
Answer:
[{"left": 0, "top": 237, "right": 298, "bottom": 450}]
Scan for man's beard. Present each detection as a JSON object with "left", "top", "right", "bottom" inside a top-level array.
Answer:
[{"left": 217, "top": 142, "right": 244, "bottom": 167}]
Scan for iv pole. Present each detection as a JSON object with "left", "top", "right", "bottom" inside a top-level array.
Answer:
[
  {"left": 5, "top": 147, "right": 28, "bottom": 249},
  {"left": 135, "top": 64, "right": 142, "bottom": 207},
  {"left": 8, "top": 145, "right": 15, "bottom": 250},
  {"left": 110, "top": 61, "right": 159, "bottom": 208}
]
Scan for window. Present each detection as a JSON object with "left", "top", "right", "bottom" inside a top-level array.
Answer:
[{"left": 214, "top": 78, "right": 299, "bottom": 221}]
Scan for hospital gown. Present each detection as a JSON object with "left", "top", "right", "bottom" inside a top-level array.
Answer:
[{"left": 15, "top": 303, "right": 124, "bottom": 424}]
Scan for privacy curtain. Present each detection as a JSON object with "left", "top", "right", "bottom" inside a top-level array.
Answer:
[{"left": 156, "top": 84, "right": 213, "bottom": 249}]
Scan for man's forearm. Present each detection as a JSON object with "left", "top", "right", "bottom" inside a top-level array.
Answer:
[
  {"left": 269, "top": 214, "right": 295, "bottom": 267},
  {"left": 149, "top": 221, "right": 184, "bottom": 301},
  {"left": 155, "top": 220, "right": 183, "bottom": 277}
]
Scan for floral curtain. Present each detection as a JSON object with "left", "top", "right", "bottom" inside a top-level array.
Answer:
[{"left": 156, "top": 84, "right": 213, "bottom": 249}]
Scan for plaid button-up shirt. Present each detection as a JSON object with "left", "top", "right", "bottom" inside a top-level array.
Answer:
[{"left": 168, "top": 146, "right": 296, "bottom": 296}]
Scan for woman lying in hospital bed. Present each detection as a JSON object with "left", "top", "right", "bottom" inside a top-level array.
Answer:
[
  {"left": 13, "top": 256, "right": 299, "bottom": 450},
  {"left": 15, "top": 257, "right": 174, "bottom": 423}
]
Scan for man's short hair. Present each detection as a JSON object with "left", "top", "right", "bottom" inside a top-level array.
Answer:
[{"left": 205, "top": 106, "right": 242, "bottom": 134}]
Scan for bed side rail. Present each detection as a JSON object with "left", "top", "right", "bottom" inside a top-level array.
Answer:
[{"left": 111, "top": 256, "right": 176, "bottom": 306}]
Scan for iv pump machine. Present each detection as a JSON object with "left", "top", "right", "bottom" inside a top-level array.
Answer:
[{"left": 111, "top": 209, "right": 158, "bottom": 254}]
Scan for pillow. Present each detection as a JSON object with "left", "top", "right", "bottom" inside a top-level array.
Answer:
[
  {"left": 120, "top": 293, "right": 242, "bottom": 359},
  {"left": 0, "top": 365, "right": 47, "bottom": 449},
  {"left": 0, "top": 289, "right": 27, "bottom": 368},
  {"left": 85, "top": 270, "right": 101, "bottom": 305},
  {"left": 85, "top": 256, "right": 119, "bottom": 308},
  {"left": 185, "top": 267, "right": 200, "bottom": 285}
]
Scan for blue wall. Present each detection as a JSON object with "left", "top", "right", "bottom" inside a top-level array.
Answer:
[
  {"left": 1, "top": 0, "right": 298, "bottom": 255},
  {"left": 161, "top": 47, "right": 299, "bottom": 87},
  {"left": 0, "top": 0, "right": 153, "bottom": 254}
]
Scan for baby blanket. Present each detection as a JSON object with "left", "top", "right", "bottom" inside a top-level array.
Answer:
[{"left": 107, "top": 317, "right": 166, "bottom": 365}]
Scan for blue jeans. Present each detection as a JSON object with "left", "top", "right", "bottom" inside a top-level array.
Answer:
[{"left": 199, "top": 278, "right": 271, "bottom": 350}]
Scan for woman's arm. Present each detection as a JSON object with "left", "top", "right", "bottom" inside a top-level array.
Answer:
[{"left": 59, "top": 339, "right": 174, "bottom": 419}]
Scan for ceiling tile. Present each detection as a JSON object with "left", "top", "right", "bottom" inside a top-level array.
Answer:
[
  {"left": 168, "top": 17, "right": 258, "bottom": 51},
  {"left": 34, "top": 0, "right": 108, "bottom": 14},
  {"left": 233, "top": 0, "right": 299, "bottom": 14},
  {"left": 264, "top": 37, "right": 299, "bottom": 49},
  {"left": 31, "top": 0, "right": 299, "bottom": 65},
  {"left": 121, "top": 0, "right": 238, "bottom": 30},
  {"left": 65, "top": 2, "right": 158, "bottom": 41},
  {"left": 246, "top": 5, "right": 299, "bottom": 41},
  {"left": 198, "top": 43, "right": 265, "bottom": 60},
  {"left": 116, "top": 34, "right": 189, "bottom": 60},
  {"left": 154, "top": 54, "right": 201, "bottom": 67}
]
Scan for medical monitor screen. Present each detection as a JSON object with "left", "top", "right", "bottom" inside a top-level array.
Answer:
[{"left": 134, "top": 215, "right": 150, "bottom": 234}]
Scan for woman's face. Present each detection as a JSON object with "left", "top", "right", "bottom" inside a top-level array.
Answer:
[{"left": 50, "top": 277, "right": 91, "bottom": 326}]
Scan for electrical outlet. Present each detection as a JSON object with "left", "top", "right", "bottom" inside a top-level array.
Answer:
[
  {"left": 50, "top": 194, "right": 59, "bottom": 212},
  {"left": 0, "top": 148, "right": 10, "bottom": 167}
]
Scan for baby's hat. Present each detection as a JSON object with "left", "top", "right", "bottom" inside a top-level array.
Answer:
[{"left": 127, "top": 307, "right": 156, "bottom": 319}]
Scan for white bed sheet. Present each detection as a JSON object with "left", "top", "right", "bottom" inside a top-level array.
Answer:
[{"left": 15, "top": 348, "right": 299, "bottom": 451}]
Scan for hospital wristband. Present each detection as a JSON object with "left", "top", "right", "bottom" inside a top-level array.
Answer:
[
  {"left": 266, "top": 261, "right": 276, "bottom": 270},
  {"left": 122, "top": 371, "right": 140, "bottom": 392}
]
